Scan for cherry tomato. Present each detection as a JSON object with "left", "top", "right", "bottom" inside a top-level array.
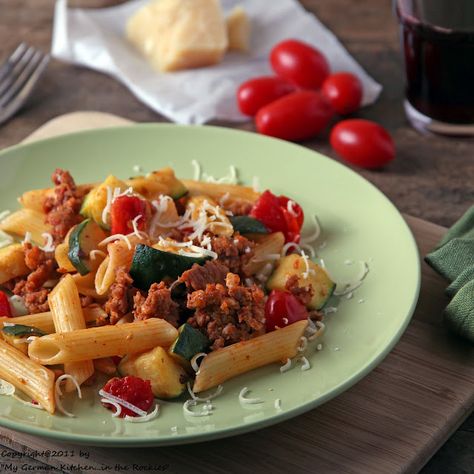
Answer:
[
  {"left": 237, "top": 76, "right": 295, "bottom": 116},
  {"left": 265, "top": 290, "right": 309, "bottom": 331},
  {"left": 110, "top": 195, "right": 147, "bottom": 235},
  {"left": 0, "top": 291, "right": 12, "bottom": 317},
  {"left": 270, "top": 39, "right": 330, "bottom": 89},
  {"left": 255, "top": 91, "right": 333, "bottom": 141},
  {"left": 330, "top": 119, "right": 395, "bottom": 169},
  {"left": 102, "top": 376, "right": 154, "bottom": 418},
  {"left": 321, "top": 72, "right": 363, "bottom": 115},
  {"left": 250, "top": 191, "right": 304, "bottom": 243}
]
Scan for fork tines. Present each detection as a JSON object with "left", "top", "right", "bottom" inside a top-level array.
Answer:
[{"left": 0, "top": 43, "right": 50, "bottom": 125}]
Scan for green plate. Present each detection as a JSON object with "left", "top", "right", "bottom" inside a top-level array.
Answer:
[{"left": 0, "top": 124, "right": 420, "bottom": 446}]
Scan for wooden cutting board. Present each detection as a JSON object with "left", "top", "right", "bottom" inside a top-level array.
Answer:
[{"left": 0, "top": 112, "right": 472, "bottom": 474}]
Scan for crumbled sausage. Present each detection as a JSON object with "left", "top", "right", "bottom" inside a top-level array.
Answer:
[
  {"left": 104, "top": 267, "right": 135, "bottom": 324},
  {"left": 211, "top": 234, "right": 255, "bottom": 276},
  {"left": 133, "top": 282, "right": 180, "bottom": 327},
  {"left": 10, "top": 244, "right": 57, "bottom": 314},
  {"left": 285, "top": 274, "right": 314, "bottom": 306},
  {"left": 43, "top": 168, "right": 84, "bottom": 243},
  {"left": 187, "top": 273, "right": 265, "bottom": 350},
  {"left": 179, "top": 260, "right": 229, "bottom": 291}
]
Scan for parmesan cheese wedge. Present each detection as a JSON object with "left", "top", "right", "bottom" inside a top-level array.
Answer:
[
  {"left": 126, "top": 0, "right": 228, "bottom": 72},
  {"left": 226, "top": 6, "right": 250, "bottom": 52}
]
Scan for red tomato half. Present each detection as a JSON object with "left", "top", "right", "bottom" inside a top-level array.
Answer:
[
  {"left": 255, "top": 91, "right": 333, "bottom": 141},
  {"left": 265, "top": 290, "right": 309, "bottom": 331},
  {"left": 0, "top": 291, "right": 12, "bottom": 317},
  {"left": 270, "top": 39, "right": 330, "bottom": 89},
  {"left": 237, "top": 76, "right": 295, "bottom": 116},
  {"left": 110, "top": 195, "right": 147, "bottom": 235},
  {"left": 321, "top": 72, "right": 363, "bottom": 115},
  {"left": 330, "top": 119, "right": 395, "bottom": 169}
]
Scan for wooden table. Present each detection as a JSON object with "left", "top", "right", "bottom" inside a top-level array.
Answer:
[{"left": 0, "top": 1, "right": 472, "bottom": 473}]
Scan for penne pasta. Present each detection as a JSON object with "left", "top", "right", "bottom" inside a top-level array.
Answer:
[
  {"left": 73, "top": 252, "right": 106, "bottom": 299},
  {"left": 0, "top": 209, "right": 52, "bottom": 244},
  {"left": 0, "top": 243, "right": 29, "bottom": 285},
  {"left": 49, "top": 275, "right": 94, "bottom": 392},
  {"left": 182, "top": 179, "right": 260, "bottom": 205},
  {"left": 243, "top": 232, "right": 285, "bottom": 275},
  {"left": 19, "top": 184, "right": 95, "bottom": 213},
  {"left": 0, "top": 339, "right": 55, "bottom": 413},
  {"left": 0, "top": 305, "right": 107, "bottom": 334},
  {"left": 28, "top": 319, "right": 178, "bottom": 365},
  {"left": 193, "top": 320, "right": 308, "bottom": 392},
  {"left": 54, "top": 242, "right": 76, "bottom": 273},
  {"left": 95, "top": 234, "right": 146, "bottom": 295},
  {"left": 187, "top": 196, "right": 233, "bottom": 237}
]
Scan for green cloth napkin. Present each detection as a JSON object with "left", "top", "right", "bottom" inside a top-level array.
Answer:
[{"left": 425, "top": 206, "right": 474, "bottom": 343}]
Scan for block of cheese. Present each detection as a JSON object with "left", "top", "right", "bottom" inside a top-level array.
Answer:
[
  {"left": 126, "top": 0, "right": 228, "bottom": 72},
  {"left": 226, "top": 6, "right": 250, "bottom": 52}
]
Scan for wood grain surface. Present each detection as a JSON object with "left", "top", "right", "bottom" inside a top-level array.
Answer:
[{"left": 0, "top": 0, "right": 473, "bottom": 472}]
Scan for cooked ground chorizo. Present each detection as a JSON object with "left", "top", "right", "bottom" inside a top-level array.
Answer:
[
  {"left": 285, "top": 274, "right": 314, "bottom": 306},
  {"left": 104, "top": 267, "right": 136, "bottom": 325},
  {"left": 187, "top": 273, "right": 265, "bottom": 350},
  {"left": 10, "top": 243, "right": 57, "bottom": 314},
  {"left": 43, "top": 168, "right": 84, "bottom": 243},
  {"left": 179, "top": 260, "right": 229, "bottom": 291},
  {"left": 133, "top": 282, "right": 179, "bottom": 327},
  {"left": 211, "top": 234, "right": 255, "bottom": 276}
]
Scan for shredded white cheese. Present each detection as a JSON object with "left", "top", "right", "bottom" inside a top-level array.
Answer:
[
  {"left": 274, "top": 399, "right": 282, "bottom": 411},
  {"left": 132, "top": 165, "right": 143, "bottom": 173},
  {"left": 239, "top": 387, "right": 263, "bottom": 405},
  {"left": 191, "top": 160, "right": 201, "bottom": 180},
  {"left": 186, "top": 382, "right": 223, "bottom": 402},
  {"left": 98, "top": 234, "right": 132, "bottom": 250},
  {"left": 90, "top": 249, "right": 107, "bottom": 260},
  {"left": 39, "top": 232, "right": 55, "bottom": 252},
  {"left": 183, "top": 399, "right": 213, "bottom": 417},
  {"left": 101, "top": 398, "right": 122, "bottom": 418},
  {"left": 300, "top": 356, "right": 311, "bottom": 371},
  {"left": 252, "top": 176, "right": 260, "bottom": 193},
  {"left": 279, "top": 358, "right": 292, "bottom": 373},
  {"left": 301, "top": 214, "right": 321, "bottom": 244},
  {"left": 124, "top": 403, "right": 160, "bottom": 423},
  {"left": 190, "top": 353, "right": 207, "bottom": 373},
  {"left": 98, "top": 389, "right": 147, "bottom": 417},
  {"left": 333, "top": 261, "right": 370, "bottom": 296},
  {"left": 55, "top": 374, "right": 82, "bottom": 418},
  {"left": 21, "top": 232, "right": 32, "bottom": 245}
]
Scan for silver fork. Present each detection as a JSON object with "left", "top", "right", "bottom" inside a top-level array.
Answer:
[{"left": 0, "top": 43, "right": 50, "bottom": 126}]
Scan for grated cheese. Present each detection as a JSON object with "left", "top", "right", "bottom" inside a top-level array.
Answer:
[
  {"left": 183, "top": 399, "right": 213, "bottom": 417},
  {"left": 21, "top": 232, "right": 32, "bottom": 245},
  {"left": 252, "top": 176, "right": 260, "bottom": 193},
  {"left": 39, "top": 232, "right": 55, "bottom": 252},
  {"left": 274, "top": 399, "right": 282, "bottom": 411},
  {"left": 132, "top": 165, "right": 143, "bottom": 173},
  {"left": 279, "top": 358, "right": 292, "bottom": 373},
  {"left": 55, "top": 374, "right": 82, "bottom": 418},
  {"left": 300, "top": 356, "right": 311, "bottom": 371},
  {"left": 190, "top": 353, "right": 207, "bottom": 373},
  {"left": 101, "top": 398, "right": 122, "bottom": 418},
  {"left": 191, "top": 160, "right": 201, "bottom": 180},
  {"left": 333, "top": 261, "right": 369, "bottom": 296},
  {"left": 98, "top": 389, "right": 147, "bottom": 417},
  {"left": 300, "top": 251, "right": 315, "bottom": 279},
  {"left": 238, "top": 387, "right": 263, "bottom": 405},
  {"left": 90, "top": 249, "right": 107, "bottom": 260},
  {"left": 187, "top": 382, "right": 223, "bottom": 402},
  {"left": 301, "top": 214, "right": 321, "bottom": 244},
  {"left": 287, "top": 200, "right": 297, "bottom": 217},
  {"left": 99, "top": 234, "right": 132, "bottom": 250},
  {"left": 124, "top": 403, "right": 160, "bottom": 423}
]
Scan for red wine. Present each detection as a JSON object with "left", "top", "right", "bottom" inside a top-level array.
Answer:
[{"left": 397, "top": 0, "right": 474, "bottom": 124}]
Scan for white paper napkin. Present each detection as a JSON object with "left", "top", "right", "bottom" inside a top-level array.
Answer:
[{"left": 52, "top": 0, "right": 382, "bottom": 125}]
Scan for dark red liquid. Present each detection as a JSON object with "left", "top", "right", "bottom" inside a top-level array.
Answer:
[{"left": 397, "top": 1, "right": 474, "bottom": 124}]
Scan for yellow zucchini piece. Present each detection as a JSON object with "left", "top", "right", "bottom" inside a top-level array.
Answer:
[
  {"left": 267, "top": 254, "right": 335, "bottom": 310},
  {"left": 118, "top": 346, "right": 187, "bottom": 399}
]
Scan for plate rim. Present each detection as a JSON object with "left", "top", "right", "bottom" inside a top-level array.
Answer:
[{"left": 0, "top": 123, "right": 421, "bottom": 446}]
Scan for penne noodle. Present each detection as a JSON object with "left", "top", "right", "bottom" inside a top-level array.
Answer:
[
  {"left": 182, "top": 180, "right": 260, "bottom": 205},
  {"left": 0, "top": 209, "right": 52, "bottom": 244},
  {"left": 0, "top": 305, "right": 107, "bottom": 334},
  {"left": 95, "top": 234, "right": 146, "bottom": 295},
  {"left": 49, "top": 275, "right": 94, "bottom": 392},
  {"left": 73, "top": 252, "right": 106, "bottom": 299},
  {"left": 18, "top": 184, "right": 95, "bottom": 213},
  {"left": 0, "top": 339, "right": 55, "bottom": 413},
  {"left": 193, "top": 320, "right": 308, "bottom": 393},
  {"left": 28, "top": 319, "right": 178, "bottom": 365},
  {"left": 243, "top": 232, "right": 285, "bottom": 276},
  {"left": 187, "top": 196, "right": 233, "bottom": 237},
  {"left": 0, "top": 243, "right": 29, "bottom": 285}
]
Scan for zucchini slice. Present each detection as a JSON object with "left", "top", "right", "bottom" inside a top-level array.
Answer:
[
  {"left": 2, "top": 324, "right": 46, "bottom": 338},
  {"left": 118, "top": 346, "right": 187, "bottom": 399},
  {"left": 127, "top": 168, "right": 187, "bottom": 200},
  {"left": 129, "top": 244, "right": 209, "bottom": 290},
  {"left": 229, "top": 216, "right": 268, "bottom": 234},
  {"left": 267, "top": 254, "right": 336, "bottom": 310},
  {"left": 169, "top": 324, "right": 209, "bottom": 362},
  {"left": 68, "top": 219, "right": 107, "bottom": 276}
]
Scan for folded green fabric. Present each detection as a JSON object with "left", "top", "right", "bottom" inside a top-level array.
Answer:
[{"left": 425, "top": 205, "right": 474, "bottom": 343}]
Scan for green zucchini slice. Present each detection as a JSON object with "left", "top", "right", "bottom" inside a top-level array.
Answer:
[
  {"left": 169, "top": 324, "right": 209, "bottom": 362},
  {"left": 229, "top": 216, "right": 268, "bottom": 234},
  {"left": 129, "top": 244, "right": 209, "bottom": 290},
  {"left": 68, "top": 218, "right": 107, "bottom": 276},
  {"left": 2, "top": 324, "right": 46, "bottom": 338}
]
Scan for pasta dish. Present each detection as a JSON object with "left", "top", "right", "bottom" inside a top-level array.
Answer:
[{"left": 0, "top": 166, "right": 337, "bottom": 420}]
